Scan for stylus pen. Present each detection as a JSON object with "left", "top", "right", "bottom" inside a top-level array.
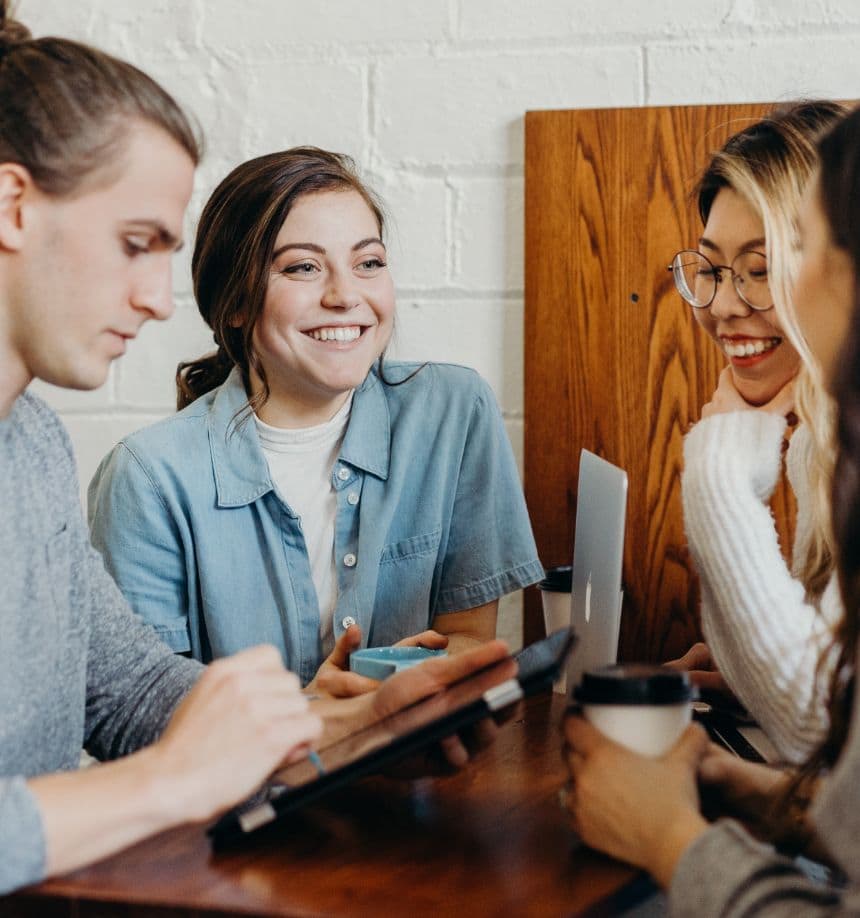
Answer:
[{"left": 308, "top": 750, "right": 327, "bottom": 776}]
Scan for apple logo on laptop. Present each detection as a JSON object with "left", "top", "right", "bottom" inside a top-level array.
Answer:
[{"left": 584, "top": 572, "right": 593, "bottom": 623}]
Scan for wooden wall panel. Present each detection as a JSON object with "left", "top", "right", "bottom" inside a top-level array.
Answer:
[{"left": 524, "top": 103, "right": 796, "bottom": 662}]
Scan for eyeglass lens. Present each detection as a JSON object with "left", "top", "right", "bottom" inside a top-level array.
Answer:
[{"left": 671, "top": 250, "right": 771, "bottom": 311}]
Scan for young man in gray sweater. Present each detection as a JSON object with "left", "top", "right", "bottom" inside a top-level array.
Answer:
[{"left": 0, "top": 10, "right": 510, "bottom": 896}]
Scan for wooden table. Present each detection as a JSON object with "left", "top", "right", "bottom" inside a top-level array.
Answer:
[{"left": 6, "top": 694, "right": 650, "bottom": 917}]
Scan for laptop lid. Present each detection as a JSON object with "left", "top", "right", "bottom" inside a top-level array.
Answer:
[{"left": 566, "top": 449, "right": 628, "bottom": 689}]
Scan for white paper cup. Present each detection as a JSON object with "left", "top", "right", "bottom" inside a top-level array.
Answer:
[
  {"left": 539, "top": 566, "right": 572, "bottom": 693},
  {"left": 574, "top": 665, "right": 695, "bottom": 757}
]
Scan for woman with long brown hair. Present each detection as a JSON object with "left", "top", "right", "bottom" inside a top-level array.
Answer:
[{"left": 562, "top": 104, "right": 860, "bottom": 914}]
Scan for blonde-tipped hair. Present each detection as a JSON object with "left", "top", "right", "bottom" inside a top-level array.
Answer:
[{"left": 697, "top": 101, "right": 846, "bottom": 598}]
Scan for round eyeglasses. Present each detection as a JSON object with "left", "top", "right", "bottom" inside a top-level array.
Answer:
[{"left": 667, "top": 249, "right": 773, "bottom": 311}]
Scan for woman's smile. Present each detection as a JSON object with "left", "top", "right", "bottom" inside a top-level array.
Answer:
[
  {"left": 303, "top": 324, "right": 365, "bottom": 344},
  {"left": 719, "top": 334, "right": 783, "bottom": 366}
]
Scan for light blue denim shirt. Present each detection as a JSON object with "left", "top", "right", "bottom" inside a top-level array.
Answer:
[{"left": 88, "top": 362, "right": 543, "bottom": 684}]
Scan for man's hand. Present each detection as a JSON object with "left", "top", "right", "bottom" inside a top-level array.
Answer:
[
  {"left": 153, "top": 645, "right": 323, "bottom": 822},
  {"left": 305, "top": 625, "right": 449, "bottom": 699}
]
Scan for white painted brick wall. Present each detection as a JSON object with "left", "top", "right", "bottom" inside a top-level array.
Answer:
[{"left": 20, "top": 0, "right": 860, "bottom": 649}]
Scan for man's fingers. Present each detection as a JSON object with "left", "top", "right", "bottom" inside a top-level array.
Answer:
[{"left": 276, "top": 715, "right": 325, "bottom": 765}]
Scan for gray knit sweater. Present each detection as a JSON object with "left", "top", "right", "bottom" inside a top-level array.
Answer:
[
  {"left": 671, "top": 660, "right": 860, "bottom": 914},
  {"left": 0, "top": 392, "right": 202, "bottom": 895}
]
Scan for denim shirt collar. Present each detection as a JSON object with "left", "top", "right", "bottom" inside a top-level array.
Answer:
[
  {"left": 208, "top": 366, "right": 390, "bottom": 508},
  {"left": 340, "top": 368, "right": 391, "bottom": 481}
]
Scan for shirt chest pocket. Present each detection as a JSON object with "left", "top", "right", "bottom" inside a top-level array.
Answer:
[
  {"left": 374, "top": 528, "right": 443, "bottom": 637},
  {"left": 379, "top": 528, "right": 442, "bottom": 565}
]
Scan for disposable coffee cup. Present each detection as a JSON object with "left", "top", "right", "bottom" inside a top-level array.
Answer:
[
  {"left": 538, "top": 566, "right": 572, "bottom": 693},
  {"left": 573, "top": 665, "right": 696, "bottom": 757}
]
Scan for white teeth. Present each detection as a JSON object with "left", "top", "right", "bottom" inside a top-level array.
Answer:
[
  {"left": 308, "top": 326, "right": 361, "bottom": 343},
  {"left": 723, "top": 337, "right": 780, "bottom": 358}
]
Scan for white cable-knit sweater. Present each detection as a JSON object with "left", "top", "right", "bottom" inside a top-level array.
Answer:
[{"left": 682, "top": 411, "right": 842, "bottom": 763}]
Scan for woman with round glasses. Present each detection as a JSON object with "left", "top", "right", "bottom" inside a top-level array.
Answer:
[{"left": 668, "top": 101, "right": 846, "bottom": 763}]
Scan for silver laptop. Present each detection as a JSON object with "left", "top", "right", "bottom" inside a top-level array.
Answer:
[{"left": 566, "top": 449, "right": 628, "bottom": 690}]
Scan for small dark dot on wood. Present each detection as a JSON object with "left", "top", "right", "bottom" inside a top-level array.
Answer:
[{"left": 630, "top": 292, "right": 639, "bottom": 303}]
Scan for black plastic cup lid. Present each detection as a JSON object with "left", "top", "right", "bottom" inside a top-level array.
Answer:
[
  {"left": 574, "top": 664, "right": 696, "bottom": 705},
  {"left": 538, "top": 565, "right": 572, "bottom": 592}
]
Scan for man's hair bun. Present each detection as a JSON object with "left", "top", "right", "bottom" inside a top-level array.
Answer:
[{"left": 0, "top": 7, "right": 31, "bottom": 59}]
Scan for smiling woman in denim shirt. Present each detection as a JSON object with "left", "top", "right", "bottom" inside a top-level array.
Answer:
[{"left": 88, "top": 147, "right": 543, "bottom": 696}]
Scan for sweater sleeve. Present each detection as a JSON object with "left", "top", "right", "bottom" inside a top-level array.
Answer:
[
  {"left": 669, "top": 820, "right": 857, "bottom": 916},
  {"left": 0, "top": 778, "right": 46, "bottom": 894},
  {"left": 81, "top": 530, "right": 203, "bottom": 760},
  {"left": 682, "top": 412, "right": 837, "bottom": 763}
]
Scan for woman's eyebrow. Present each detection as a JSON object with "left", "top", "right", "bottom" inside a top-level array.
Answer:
[
  {"left": 271, "top": 238, "right": 385, "bottom": 260},
  {"left": 352, "top": 236, "right": 385, "bottom": 251},
  {"left": 698, "top": 235, "right": 766, "bottom": 254},
  {"left": 272, "top": 242, "right": 325, "bottom": 259}
]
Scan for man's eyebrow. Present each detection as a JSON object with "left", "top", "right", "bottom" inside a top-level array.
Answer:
[{"left": 127, "top": 220, "right": 183, "bottom": 251}]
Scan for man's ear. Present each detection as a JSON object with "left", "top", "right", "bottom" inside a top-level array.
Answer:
[{"left": 0, "top": 163, "right": 34, "bottom": 253}]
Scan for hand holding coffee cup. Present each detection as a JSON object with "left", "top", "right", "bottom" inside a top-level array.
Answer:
[{"left": 573, "top": 665, "right": 696, "bottom": 757}]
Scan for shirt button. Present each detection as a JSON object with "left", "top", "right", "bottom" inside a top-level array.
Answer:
[
  {"left": 337, "top": 467, "right": 350, "bottom": 481},
  {"left": 341, "top": 616, "right": 357, "bottom": 629},
  {"left": 343, "top": 552, "right": 357, "bottom": 568},
  {"left": 347, "top": 491, "right": 359, "bottom": 506}
]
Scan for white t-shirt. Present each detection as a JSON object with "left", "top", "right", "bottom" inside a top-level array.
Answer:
[{"left": 254, "top": 394, "right": 353, "bottom": 655}]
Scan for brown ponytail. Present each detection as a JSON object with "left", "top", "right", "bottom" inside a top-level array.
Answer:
[{"left": 176, "top": 348, "right": 235, "bottom": 411}]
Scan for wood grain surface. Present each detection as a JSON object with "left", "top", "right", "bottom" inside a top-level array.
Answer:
[
  {"left": 524, "top": 103, "right": 796, "bottom": 660},
  {"left": 6, "top": 694, "right": 645, "bottom": 918}
]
